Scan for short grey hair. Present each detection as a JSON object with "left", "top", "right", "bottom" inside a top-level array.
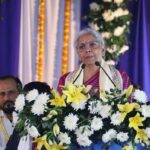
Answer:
[{"left": 75, "top": 28, "right": 105, "bottom": 49}]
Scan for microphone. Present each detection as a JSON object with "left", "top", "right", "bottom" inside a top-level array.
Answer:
[
  {"left": 73, "top": 64, "right": 86, "bottom": 84},
  {"left": 95, "top": 61, "right": 116, "bottom": 88}
]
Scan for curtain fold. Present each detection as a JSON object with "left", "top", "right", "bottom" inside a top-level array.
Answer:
[
  {"left": 44, "top": 0, "right": 60, "bottom": 87},
  {"left": 19, "top": 0, "right": 38, "bottom": 85},
  {"left": 117, "top": 0, "right": 150, "bottom": 98},
  {"left": 0, "top": 0, "right": 21, "bottom": 76},
  {"left": 18, "top": 0, "right": 81, "bottom": 88}
]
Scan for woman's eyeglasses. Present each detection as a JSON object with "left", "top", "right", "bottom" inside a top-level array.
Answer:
[{"left": 77, "top": 41, "right": 100, "bottom": 52}]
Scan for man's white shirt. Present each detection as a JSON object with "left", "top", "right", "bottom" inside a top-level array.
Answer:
[{"left": 0, "top": 110, "right": 13, "bottom": 150}]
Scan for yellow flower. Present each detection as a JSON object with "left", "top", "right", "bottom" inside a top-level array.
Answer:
[
  {"left": 100, "top": 90, "right": 108, "bottom": 102},
  {"left": 135, "top": 129, "right": 148, "bottom": 143},
  {"left": 82, "top": 85, "right": 92, "bottom": 94},
  {"left": 129, "top": 113, "right": 145, "bottom": 130},
  {"left": 42, "top": 110, "right": 58, "bottom": 121},
  {"left": 34, "top": 136, "right": 51, "bottom": 150},
  {"left": 118, "top": 102, "right": 139, "bottom": 113},
  {"left": 50, "top": 92, "right": 66, "bottom": 107},
  {"left": 122, "top": 141, "right": 134, "bottom": 150},
  {"left": 63, "top": 83, "right": 88, "bottom": 104},
  {"left": 34, "top": 136, "right": 67, "bottom": 150},
  {"left": 118, "top": 102, "right": 140, "bottom": 121},
  {"left": 50, "top": 144, "right": 68, "bottom": 150},
  {"left": 123, "top": 85, "right": 133, "bottom": 98},
  {"left": 48, "top": 110, "right": 58, "bottom": 116},
  {"left": 120, "top": 112, "right": 127, "bottom": 121},
  {"left": 53, "top": 124, "right": 60, "bottom": 136}
]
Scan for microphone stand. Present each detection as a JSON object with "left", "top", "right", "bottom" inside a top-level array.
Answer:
[
  {"left": 73, "top": 64, "right": 86, "bottom": 84},
  {"left": 95, "top": 61, "right": 116, "bottom": 88}
]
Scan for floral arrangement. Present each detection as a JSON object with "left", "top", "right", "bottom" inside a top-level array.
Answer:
[
  {"left": 15, "top": 83, "right": 150, "bottom": 150},
  {"left": 84, "top": 0, "right": 132, "bottom": 64}
]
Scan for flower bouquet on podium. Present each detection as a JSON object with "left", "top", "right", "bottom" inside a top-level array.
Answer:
[{"left": 15, "top": 83, "right": 150, "bottom": 150}]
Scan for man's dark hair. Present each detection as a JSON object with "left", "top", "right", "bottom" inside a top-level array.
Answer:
[
  {"left": 0, "top": 75, "right": 22, "bottom": 92},
  {"left": 23, "top": 81, "right": 51, "bottom": 94}
]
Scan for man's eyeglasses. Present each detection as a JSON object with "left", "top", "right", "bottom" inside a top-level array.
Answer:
[
  {"left": 77, "top": 41, "right": 100, "bottom": 52},
  {"left": 0, "top": 90, "right": 18, "bottom": 98}
]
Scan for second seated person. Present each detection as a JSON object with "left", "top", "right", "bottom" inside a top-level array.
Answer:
[{"left": 57, "top": 28, "right": 132, "bottom": 150}]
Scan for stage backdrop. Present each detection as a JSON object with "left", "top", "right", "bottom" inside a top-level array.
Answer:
[{"left": 0, "top": 0, "right": 150, "bottom": 98}]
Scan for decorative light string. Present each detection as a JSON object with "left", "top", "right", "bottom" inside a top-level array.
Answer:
[
  {"left": 61, "top": 0, "right": 71, "bottom": 75},
  {"left": 36, "top": 0, "right": 45, "bottom": 81}
]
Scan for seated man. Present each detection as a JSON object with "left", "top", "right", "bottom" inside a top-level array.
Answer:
[
  {"left": 0, "top": 75, "right": 22, "bottom": 150},
  {"left": 6, "top": 81, "right": 51, "bottom": 150}
]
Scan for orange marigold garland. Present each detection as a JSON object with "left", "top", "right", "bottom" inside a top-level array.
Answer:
[
  {"left": 36, "top": 0, "right": 45, "bottom": 81},
  {"left": 61, "top": 0, "right": 71, "bottom": 75}
]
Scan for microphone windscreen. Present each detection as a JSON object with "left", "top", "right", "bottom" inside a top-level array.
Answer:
[
  {"left": 95, "top": 61, "right": 100, "bottom": 66},
  {"left": 81, "top": 64, "right": 86, "bottom": 69}
]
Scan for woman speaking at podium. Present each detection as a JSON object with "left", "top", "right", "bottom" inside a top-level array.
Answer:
[
  {"left": 57, "top": 28, "right": 130, "bottom": 95},
  {"left": 56, "top": 28, "right": 145, "bottom": 150}
]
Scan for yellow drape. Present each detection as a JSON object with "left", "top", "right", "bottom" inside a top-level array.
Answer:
[{"left": 0, "top": 117, "right": 9, "bottom": 142}]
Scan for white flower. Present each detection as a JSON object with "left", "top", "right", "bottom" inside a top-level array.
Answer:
[
  {"left": 117, "top": 132, "right": 129, "bottom": 142},
  {"left": 102, "top": 129, "right": 117, "bottom": 143},
  {"left": 58, "top": 132, "right": 71, "bottom": 145},
  {"left": 111, "top": 111, "right": 123, "bottom": 125},
  {"left": 27, "top": 125, "right": 40, "bottom": 138},
  {"left": 31, "top": 102, "right": 45, "bottom": 116},
  {"left": 133, "top": 89, "right": 147, "bottom": 103},
  {"left": 64, "top": 113, "right": 79, "bottom": 131},
  {"left": 71, "top": 99, "right": 87, "bottom": 110},
  {"left": 145, "top": 128, "right": 150, "bottom": 138},
  {"left": 112, "top": 44, "right": 118, "bottom": 51},
  {"left": 91, "top": 116, "right": 103, "bottom": 131},
  {"left": 102, "top": 133, "right": 110, "bottom": 143},
  {"left": 119, "top": 45, "right": 129, "bottom": 54},
  {"left": 101, "top": 32, "right": 111, "bottom": 39},
  {"left": 98, "top": 104, "right": 111, "bottom": 118},
  {"left": 124, "top": 10, "right": 129, "bottom": 15},
  {"left": 36, "top": 93, "right": 49, "bottom": 105},
  {"left": 114, "top": 0, "right": 124, "bottom": 5},
  {"left": 107, "top": 44, "right": 117, "bottom": 53},
  {"left": 48, "top": 139, "right": 53, "bottom": 145},
  {"left": 88, "top": 100, "right": 102, "bottom": 114},
  {"left": 15, "top": 94, "right": 25, "bottom": 112},
  {"left": 102, "top": 10, "right": 115, "bottom": 22},
  {"left": 75, "top": 126, "right": 93, "bottom": 137},
  {"left": 141, "top": 105, "right": 150, "bottom": 117},
  {"left": 77, "top": 136, "right": 92, "bottom": 147},
  {"left": 114, "top": 26, "right": 125, "bottom": 36},
  {"left": 53, "top": 124, "right": 60, "bottom": 136},
  {"left": 103, "top": 0, "right": 112, "bottom": 2},
  {"left": 127, "top": 21, "right": 130, "bottom": 25},
  {"left": 12, "top": 111, "right": 18, "bottom": 125},
  {"left": 88, "top": 23, "right": 99, "bottom": 31},
  {"left": 89, "top": 2, "right": 99, "bottom": 11},
  {"left": 114, "top": 8, "right": 129, "bottom": 18},
  {"left": 106, "top": 60, "right": 116, "bottom": 66},
  {"left": 26, "top": 89, "right": 39, "bottom": 102}
]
